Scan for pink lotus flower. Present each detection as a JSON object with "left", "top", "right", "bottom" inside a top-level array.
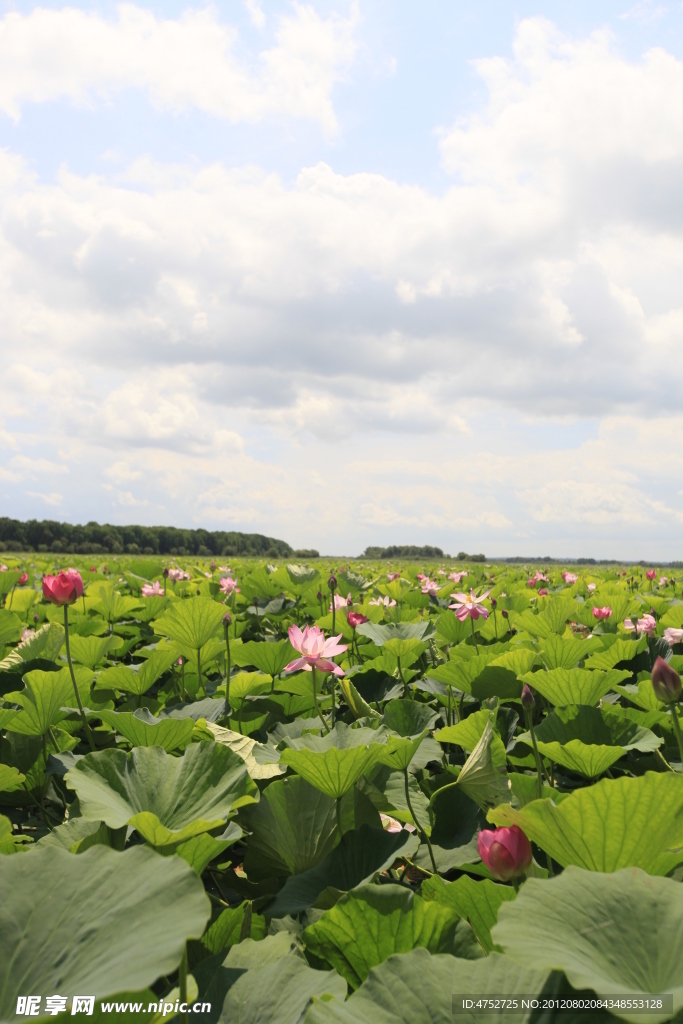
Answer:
[
  {"left": 219, "top": 565, "right": 231, "bottom": 572},
  {"left": 0, "top": 564, "right": 7, "bottom": 571},
  {"left": 624, "top": 613, "right": 656, "bottom": 636},
  {"left": 141, "top": 581, "right": 164, "bottom": 597},
  {"left": 477, "top": 825, "right": 532, "bottom": 881},
  {"left": 285, "top": 624, "right": 348, "bottom": 677},
  {"left": 416, "top": 573, "right": 427, "bottom": 582},
  {"left": 421, "top": 578, "right": 441, "bottom": 595},
  {"left": 646, "top": 570, "right": 657, "bottom": 580},
  {"left": 167, "top": 568, "right": 185, "bottom": 582},
  {"left": 348, "top": 611, "right": 368, "bottom": 628},
  {"left": 534, "top": 571, "right": 549, "bottom": 582},
  {"left": 19, "top": 627, "right": 35, "bottom": 644},
  {"left": 651, "top": 656, "right": 681, "bottom": 704},
  {"left": 387, "top": 572, "right": 401, "bottom": 581},
  {"left": 592, "top": 606, "right": 612, "bottom": 620},
  {"left": 89, "top": 566, "right": 97, "bottom": 572},
  {"left": 449, "top": 589, "right": 490, "bottom": 621},
  {"left": 562, "top": 572, "right": 578, "bottom": 585},
  {"left": 369, "top": 595, "right": 397, "bottom": 607},
  {"left": 448, "top": 570, "right": 468, "bottom": 583},
  {"left": 42, "top": 570, "right": 84, "bottom": 606},
  {"left": 659, "top": 577, "right": 669, "bottom": 587},
  {"left": 329, "top": 592, "right": 350, "bottom": 612},
  {"left": 664, "top": 627, "right": 683, "bottom": 646},
  {"left": 438, "top": 568, "right": 447, "bottom": 576},
  {"left": 538, "top": 588, "right": 548, "bottom": 596},
  {"left": 219, "top": 576, "right": 240, "bottom": 595},
  {"left": 587, "top": 583, "right": 596, "bottom": 592},
  {"left": 17, "top": 572, "right": 28, "bottom": 585}
]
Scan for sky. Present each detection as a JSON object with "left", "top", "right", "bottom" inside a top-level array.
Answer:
[{"left": 1, "top": 0, "right": 683, "bottom": 559}]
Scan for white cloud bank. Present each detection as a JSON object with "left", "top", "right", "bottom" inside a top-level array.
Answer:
[
  {"left": 1, "top": 15, "right": 683, "bottom": 556},
  {"left": 0, "top": 3, "right": 358, "bottom": 133}
]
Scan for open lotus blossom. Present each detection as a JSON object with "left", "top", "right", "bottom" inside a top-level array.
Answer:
[
  {"left": 592, "top": 606, "right": 612, "bottom": 620},
  {"left": 664, "top": 627, "right": 683, "bottom": 647},
  {"left": 624, "top": 613, "right": 656, "bottom": 636},
  {"left": 369, "top": 595, "right": 397, "bottom": 607},
  {"left": 421, "top": 578, "right": 441, "bottom": 595},
  {"left": 285, "top": 624, "right": 348, "bottom": 677},
  {"left": 477, "top": 825, "right": 532, "bottom": 881},
  {"left": 219, "top": 576, "right": 240, "bottom": 595},
  {"left": 19, "top": 627, "right": 35, "bottom": 645},
  {"left": 586, "top": 583, "right": 596, "bottom": 591},
  {"left": 416, "top": 573, "right": 428, "bottom": 582},
  {"left": 380, "top": 813, "right": 416, "bottom": 834},
  {"left": 330, "top": 592, "right": 351, "bottom": 611},
  {"left": 141, "top": 581, "right": 164, "bottom": 597},
  {"left": 659, "top": 577, "right": 669, "bottom": 587},
  {"left": 42, "top": 570, "right": 84, "bottom": 606},
  {"left": 167, "top": 568, "right": 189, "bottom": 582},
  {"left": 438, "top": 568, "right": 447, "bottom": 575},
  {"left": 387, "top": 572, "right": 401, "bottom": 581},
  {"left": 218, "top": 565, "right": 231, "bottom": 572},
  {"left": 448, "top": 570, "right": 468, "bottom": 583},
  {"left": 0, "top": 564, "right": 7, "bottom": 571},
  {"left": 347, "top": 611, "right": 368, "bottom": 628},
  {"left": 449, "top": 589, "right": 490, "bottom": 621},
  {"left": 533, "top": 571, "right": 549, "bottom": 582},
  {"left": 562, "top": 572, "right": 578, "bottom": 584},
  {"left": 646, "top": 570, "right": 657, "bottom": 580},
  {"left": 538, "top": 588, "right": 548, "bottom": 596}
]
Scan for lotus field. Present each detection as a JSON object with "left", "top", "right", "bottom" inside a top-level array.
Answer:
[{"left": 2, "top": 555, "right": 683, "bottom": 1024}]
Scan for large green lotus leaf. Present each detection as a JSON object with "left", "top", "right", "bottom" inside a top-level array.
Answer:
[
  {"left": 0, "top": 609, "right": 23, "bottom": 647},
  {"left": 88, "top": 584, "right": 143, "bottom": 622},
  {"left": 303, "top": 883, "right": 483, "bottom": 990},
  {"left": 220, "top": 955, "right": 346, "bottom": 1024},
  {"left": 0, "top": 571, "right": 22, "bottom": 597},
  {"left": 206, "top": 722, "right": 285, "bottom": 780},
  {"left": 422, "top": 874, "right": 515, "bottom": 954},
  {"left": 456, "top": 721, "right": 511, "bottom": 810},
  {"left": 382, "top": 637, "right": 428, "bottom": 660},
  {"left": 340, "top": 675, "right": 382, "bottom": 721},
  {"left": 378, "top": 730, "right": 429, "bottom": 772},
  {"left": 304, "top": 948, "right": 552, "bottom": 1024},
  {"left": 158, "top": 821, "right": 242, "bottom": 875},
  {"left": 529, "top": 704, "right": 662, "bottom": 752},
  {"left": 488, "top": 772, "right": 683, "bottom": 874},
  {"left": 153, "top": 597, "right": 227, "bottom": 650},
  {"left": 583, "top": 637, "right": 647, "bottom": 670},
  {"left": 508, "top": 609, "right": 555, "bottom": 638},
  {"left": 0, "top": 845, "right": 210, "bottom": 1018},
  {"left": 231, "top": 638, "right": 297, "bottom": 676},
  {"left": 0, "top": 813, "right": 32, "bottom": 853},
  {"left": 0, "top": 764, "right": 25, "bottom": 792},
  {"left": 5, "top": 588, "right": 39, "bottom": 616},
  {"left": 278, "top": 722, "right": 387, "bottom": 753},
  {"left": 525, "top": 740, "right": 626, "bottom": 778},
  {"left": 493, "top": 867, "right": 683, "bottom": 1023},
  {"left": 266, "top": 824, "right": 419, "bottom": 918},
  {"left": 612, "top": 679, "right": 663, "bottom": 712},
  {"left": 435, "top": 612, "right": 476, "bottom": 644},
  {"left": 241, "top": 776, "right": 378, "bottom": 880},
  {"left": 228, "top": 670, "right": 272, "bottom": 709},
  {"left": 417, "top": 781, "right": 485, "bottom": 872},
  {"left": 34, "top": 816, "right": 114, "bottom": 852},
  {"left": 427, "top": 650, "right": 505, "bottom": 695},
  {"left": 538, "top": 634, "right": 604, "bottom": 669},
  {"left": 435, "top": 710, "right": 507, "bottom": 768},
  {"left": 238, "top": 566, "right": 285, "bottom": 601},
  {"left": 200, "top": 900, "right": 267, "bottom": 956},
  {"left": 0, "top": 621, "right": 64, "bottom": 671},
  {"left": 280, "top": 744, "right": 388, "bottom": 799},
  {"left": 381, "top": 699, "right": 438, "bottom": 736},
  {"left": 3, "top": 667, "right": 94, "bottom": 736},
  {"left": 95, "top": 646, "right": 179, "bottom": 697},
  {"left": 66, "top": 742, "right": 257, "bottom": 846},
  {"left": 66, "top": 633, "right": 124, "bottom": 669},
  {"left": 87, "top": 708, "right": 194, "bottom": 752},
  {"left": 520, "top": 667, "right": 630, "bottom": 706},
  {"left": 356, "top": 621, "right": 435, "bottom": 646}
]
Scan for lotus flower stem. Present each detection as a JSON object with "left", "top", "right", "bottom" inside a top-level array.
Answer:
[
  {"left": 403, "top": 767, "right": 437, "bottom": 874},
  {"left": 63, "top": 605, "right": 96, "bottom": 752},
  {"left": 331, "top": 677, "right": 336, "bottom": 728},
  {"left": 336, "top": 796, "right": 343, "bottom": 838},
  {"left": 311, "top": 666, "right": 329, "bottom": 733},
  {"left": 331, "top": 598, "right": 336, "bottom": 635},
  {"left": 470, "top": 616, "right": 479, "bottom": 654},
  {"left": 397, "top": 656, "right": 409, "bottom": 699},
  {"left": 524, "top": 708, "right": 544, "bottom": 800},
  {"left": 197, "top": 649, "right": 203, "bottom": 696},
  {"left": 224, "top": 622, "right": 232, "bottom": 720},
  {"left": 671, "top": 706, "right": 683, "bottom": 768},
  {"left": 181, "top": 658, "right": 185, "bottom": 700}
]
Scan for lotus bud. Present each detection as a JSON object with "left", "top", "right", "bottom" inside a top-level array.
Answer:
[
  {"left": 521, "top": 684, "right": 535, "bottom": 710},
  {"left": 33, "top": 613, "right": 39, "bottom": 623},
  {"left": 210, "top": 561, "right": 216, "bottom": 572},
  {"left": 222, "top": 611, "right": 232, "bottom": 627},
  {"left": 196, "top": 588, "right": 201, "bottom": 596},
  {"left": 163, "top": 567, "right": 169, "bottom": 578},
  {"left": 491, "top": 597, "right": 497, "bottom": 609},
  {"left": 477, "top": 825, "right": 532, "bottom": 881},
  {"left": 328, "top": 574, "right": 337, "bottom": 591},
  {"left": 316, "top": 590, "right": 323, "bottom": 601},
  {"left": 18, "top": 572, "right": 28, "bottom": 585},
  {"left": 651, "top": 656, "right": 681, "bottom": 704},
  {"left": 501, "top": 609, "right": 509, "bottom": 619}
]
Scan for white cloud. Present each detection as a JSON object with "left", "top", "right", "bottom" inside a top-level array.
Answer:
[
  {"left": 245, "top": 0, "right": 266, "bottom": 31},
  {"left": 0, "top": 3, "right": 358, "bottom": 133},
  {"left": 26, "top": 490, "right": 63, "bottom": 506}
]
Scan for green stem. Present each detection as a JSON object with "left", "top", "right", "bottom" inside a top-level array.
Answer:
[
  {"left": 525, "top": 709, "right": 544, "bottom": 800},
  {"left": 181, "top": 658, "right": 185, "bottom": 701},
  {"left": 8, "top": 585, "right": 15, "bottom": 609},
  {"left": 331, "top": 596, "right": 336, "bottom": 635},
  {"left": 404, "top": 768, "right": 437, "bottom": 874},
  {"left": 197, "top": 648, "right": 202, "bottom": 696},
  {"left": 179, "top": 945, "right": 188, "bottom": 1024},
  {"left": 63, "top": 605, "right": 96, "bottom": 751},
  {"left": 331, "top": 676, "right": 336, "bottom": 728},
  {"left": 336, "top": 796, "right": 343, "bottom": 838},
  {"left": 470, "top": 616, "right": 479, "bottom": 654},
  {"left": 224, "top": 624, "right": 231, "bottom": 720},
  {"left": 312, "top": 666, "right": 329, "bottom": 733},
  {"left": 397, "top": 656, "right": 409, "bottom": 699},
  {"left": 671, "top": 705, "right": 683, "bottom": 769}
]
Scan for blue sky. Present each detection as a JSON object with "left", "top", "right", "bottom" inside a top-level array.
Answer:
[{"left": 1, "top": 0, "right": 683, "bottom": 558}]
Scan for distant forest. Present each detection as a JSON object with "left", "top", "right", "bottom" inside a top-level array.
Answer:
[
  {"left": 0, "top": 517, "right": 299, "bottom": 558},
  {"left": 362, "top": 545, "right": 486, "bottom": 561}
]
